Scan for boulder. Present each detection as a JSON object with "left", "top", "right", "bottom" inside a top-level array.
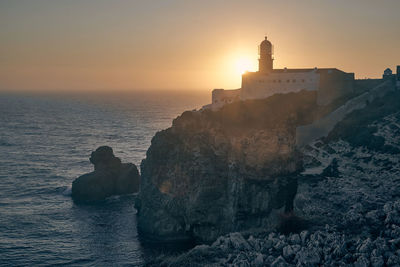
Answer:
[
  {"left": 321, "top": 158, "right": 340, "bottom": 177},
  {"left": 72, "top": 146, "right": 140, "bottom": 202}
]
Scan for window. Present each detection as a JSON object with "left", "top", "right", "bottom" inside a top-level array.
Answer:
[
  {"left": 278, "top": 80, "right": 281, "bottom": 83},
  {"left": 302, "top": 79, "right": 305, "bottom": 83},
  {"left": 292, "top": 79, "right": 296, "bottom": 82},
  {"left": 287, "top": 80, "right": 290, "bottom": 83}
]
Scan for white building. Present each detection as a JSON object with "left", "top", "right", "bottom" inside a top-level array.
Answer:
[{"left": 206, "top": 37, "right": 355, "bottom": 110}]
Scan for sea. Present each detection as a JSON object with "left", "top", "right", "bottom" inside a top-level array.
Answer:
[{"left": 0, "top": 90, "right": 209, "bottom": 266}]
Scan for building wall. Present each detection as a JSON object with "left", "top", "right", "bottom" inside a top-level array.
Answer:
[
  {"left": 208, "top": 68, "right": 355, "bottom": 110},
  {"left": 240, "top": 71, "right": 320, "bottom": 100},
  {"left": 317, "top": 70, "right": 354, "bottom": 105},
  {"left": 211, "top": 88, "right": 241, "bottom": 110},
  {"left": 354, "top": 79, "right": 383, "bottom": 94}
]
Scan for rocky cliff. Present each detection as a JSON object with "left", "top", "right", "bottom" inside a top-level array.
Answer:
[
  {"left": 136, "top": 91, "right": 322, "bottom": 243},
  {"left": 147, "top": 90, "right": 400, "bottom": 266}
]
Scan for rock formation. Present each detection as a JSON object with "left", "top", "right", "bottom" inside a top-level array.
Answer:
[
  {"left": 146, "top": 90, "right": 400, "bottom": 266},
  {"left": 72, "top": 146, "right": 140, "bottom": 202},
  {"left": 148, "top": 200, "right": 400, "bottom": 267},
  {"left": 296, "top": 91, "right": 400, "bottom": 232},
  {"left": 136, "top": 91, "right": 320, "bottom": 243}
]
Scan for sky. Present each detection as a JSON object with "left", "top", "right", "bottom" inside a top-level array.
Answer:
[{"left": 1, "top": 0, "right": 399, "bottom": 92}]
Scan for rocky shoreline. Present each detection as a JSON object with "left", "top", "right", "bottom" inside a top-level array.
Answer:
[
  {"left": 147, "top": 107, "right": 400, "bottom": 266},
  {"left": 69, "top": 88, "right": 400, "bottom": 265},
  {"left": 140, "top": 89, "right": 400, "bottom": 265},
  {"left": 148, "top": 199, "right": 400, "bottom": 266}
]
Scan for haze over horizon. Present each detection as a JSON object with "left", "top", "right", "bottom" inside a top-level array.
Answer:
[{"left": 1, "top": 0, "right": 399, "bottom": 92}]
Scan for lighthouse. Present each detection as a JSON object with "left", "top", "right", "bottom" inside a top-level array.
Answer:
[
  {"left": 258, "top": 36, "right": 273, "bottom": 73},
  {"left": 206, "top": 36, "right": 356, "bottom": 111}
]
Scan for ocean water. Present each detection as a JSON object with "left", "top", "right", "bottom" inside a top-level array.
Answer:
[{"left": 0, "top": 91, "right": 209, "bottom": 266}]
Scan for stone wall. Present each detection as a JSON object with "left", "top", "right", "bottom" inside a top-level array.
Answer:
[
  {"left": 354, "top": 79, "right": 382, "bottom": 94},
  {"left": 211, "top": 89, "right": 240, "bottom": 110},
  {"left": 316, "top": 70, "right": 354, "bottom": 105}
]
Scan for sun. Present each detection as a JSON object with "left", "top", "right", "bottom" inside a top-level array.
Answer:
[
  {"left": 220, "top": 52, "right": 258, "bottom": 88},
  {"left": 235, "top": 57, "right": 256, "bottom": 75}
]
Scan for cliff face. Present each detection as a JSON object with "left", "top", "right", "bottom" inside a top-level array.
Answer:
[
  {"left": 136, "top": 91, "right": 318, "bottom": 243},
  {"left": 146, "top": 90, "right": 400, "bottom": 267}
]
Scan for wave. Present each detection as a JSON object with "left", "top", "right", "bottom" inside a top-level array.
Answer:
[
  {"left": 0, "top": 140, "right": 14, "bottom": 147},
  {"left": 61, "top": 186, "right": 72, "bottom": 196}
]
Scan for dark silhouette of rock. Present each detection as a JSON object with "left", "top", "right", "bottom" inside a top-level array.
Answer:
[
  {"left": 72, "top": 146, "right": 140, "bottom": 202},
  {"left": 90, "top": 145, "right": 121, "bottom": 171}
]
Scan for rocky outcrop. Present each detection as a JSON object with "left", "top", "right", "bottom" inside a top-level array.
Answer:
[
  {"left": 295, "top": 91, "right": 400, "bottom": 231},
  {"left": 136, "top": 91, "right": 319, "bottom": 243},
  {"left": 72, "top": 146, "right": 140, "bottom": 202},
  {"left": 147, "top": 92, "right": 400, "bottom": 266},
  {"left": 148, "top": 199, "right": 400, "bottom": 266}
]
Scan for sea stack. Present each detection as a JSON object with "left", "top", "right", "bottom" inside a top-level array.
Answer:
[{"left": 72, "top": 146, "right": 140, "bottom": 202}]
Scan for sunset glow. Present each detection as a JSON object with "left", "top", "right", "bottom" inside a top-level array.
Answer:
[
  {"left": 235, "top": 57, "right": 257, "bottom": 75},
  {"left": 0, "top": 1, "right": 399, "bottom": 92},
  {"left": 1, "top": 2, "right": 400, "bottom": 265}
]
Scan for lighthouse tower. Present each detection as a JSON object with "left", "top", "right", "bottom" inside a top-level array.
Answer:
[{"left": 258, "top": 36, "right": 273, "bottom": 73}]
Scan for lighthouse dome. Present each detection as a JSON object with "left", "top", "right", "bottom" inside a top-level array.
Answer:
[{"left": 260, "top": 36, "right": 272, "bottom": 49}]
